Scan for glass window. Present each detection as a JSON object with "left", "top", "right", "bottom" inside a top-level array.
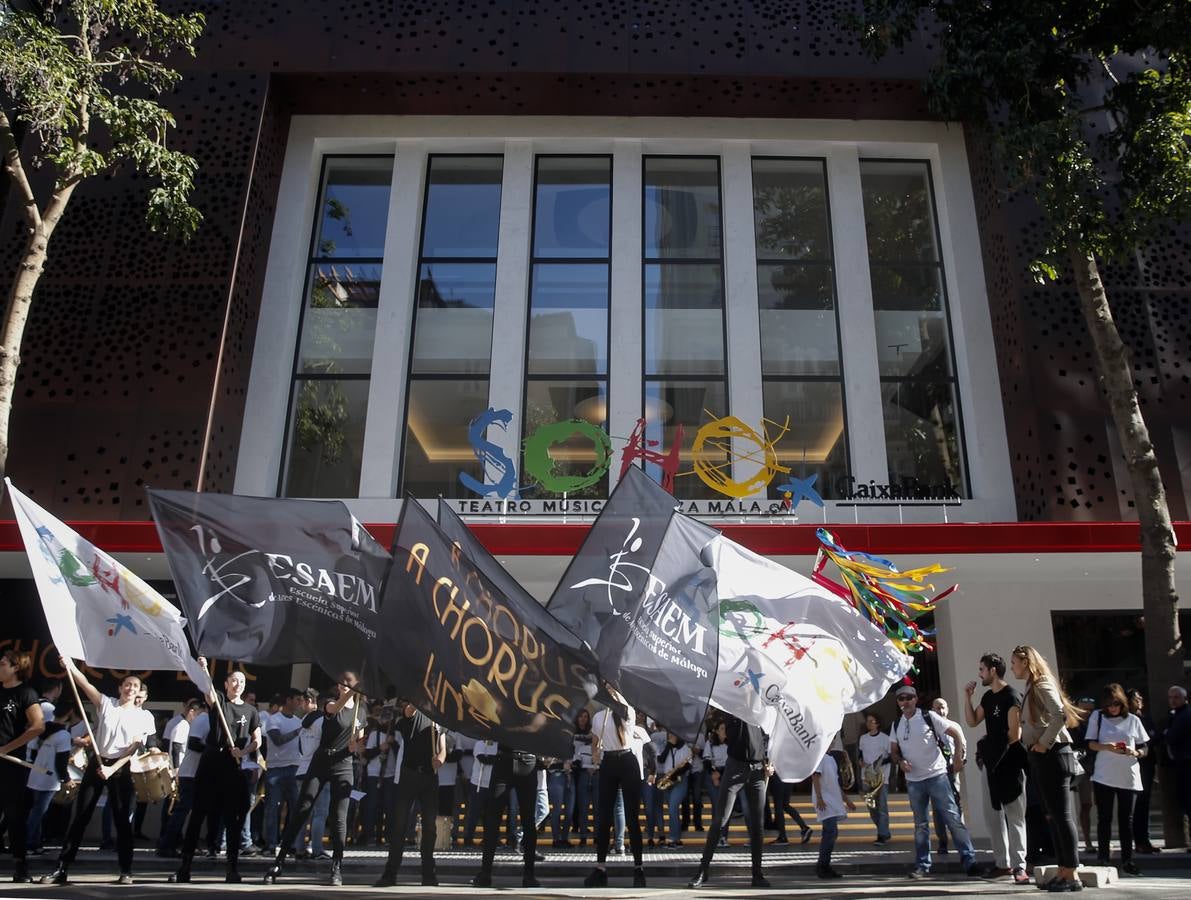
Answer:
[
  {"left": 751, "top": 157, "right": 849, "bottom": 498},
  {"left": 644, "top": 157, "right": 722, "bottom": 259},
  {"left": 527, "top": 264, "right": 609, "bottom": 375},
  {"left": 282, "top": 156, "right": 393, "bottom": 497},
  {"left": 420, "top": 156, "right": 504, "bottom": 258},
  {"left": 761, "top": 381, "right": 848, "bottom": 501},
  {"left": 643, "top": 380, "right": 728, "bottom": 500},
  {"left": 861, "top": 159, "right": 966, "bottom": 497},
  {"left": 282, "top": 379, "right": 371, "bottom": 498},
  {"left": 400, "top": 155, "right": 504, "bottom": 497},
  {"left": 402, "top": 379, "right": 492, "bottom": 499},
  {"left": 313, "top": 158, "right": 394, "bottom": 259},
  {"left": 297, "top": 263, "right": 382, "bottom": 375},
  {"left": 644, "top": 264, "right": 725, "bottom": 376},
  {"left": 523, "top": 156, "right": 612, "bottom": 499},
  {"left": 533, "top": 157, "right": 611, "bottom": 259}
]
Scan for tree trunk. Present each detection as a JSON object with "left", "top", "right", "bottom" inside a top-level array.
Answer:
[{"left": 1067, "top": 244, "right": 1184, "bottom": 845}]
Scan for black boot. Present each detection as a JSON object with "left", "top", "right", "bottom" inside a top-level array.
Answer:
[
  {"left": 263, "top": 848, "right": 286, "bottom": 885},
  {"left": 41, "top": 865, "right": 68, "bottom": 886},
  {"left": 421, "top": 859, "right": 437, "bottom": 887},
  {"left": 471, "top": 869, "right": 493, "bottom": 887},
  {"left": 226, "top": 866, "right": 242, "bottom": 884},
  {"left": 688, "top": 866, "right": 710, "bottom": 888},
  {"left": 329, "top": 861, "right": 342, "bottom": 886},
  {"left": 168, "top": 862, "right": 190, "bottom": 884},
  {"left": 752, "top": 872, "right": 772, "bottom": 888},
  {"left": 373, "top": 864, "right": 398, "bottom": 887},
  {"left": 523, "top": 868, "right": 541, "bottom": 888},
  {"left": 633, "top": 866, "right": 647, "bottom": 888},
  {"left": 12, "top": 861, "right": 32, "bottom": 883}
]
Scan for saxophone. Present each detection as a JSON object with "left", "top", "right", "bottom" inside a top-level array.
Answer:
[{"left": 656, "top": 759, "right": 691, "bottom": 791}]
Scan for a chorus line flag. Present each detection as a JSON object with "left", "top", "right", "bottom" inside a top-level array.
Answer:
[
  {"left": 147, "top": 490, "right": 388, "bottom": 694},
  {"left": 546, "top": 467, "right": 719, "bottom": 744},
  {"left": 706, "top": 536, "right": 912, "bottom": 782},
  {"left": 8, "top": 480, "right": 211, "bottom": 694},
  {"left": 377, "top": 498, "right": 599, "bottom": 758}
]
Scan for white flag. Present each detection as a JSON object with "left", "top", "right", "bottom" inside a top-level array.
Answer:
[
  {"left": 8, "top": 480, "right": 211, "bottom": 694},
  {"left": 707, "top": 536, "right": 911, "bottom": 782}
]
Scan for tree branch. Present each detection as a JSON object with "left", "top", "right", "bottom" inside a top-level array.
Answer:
[{"left": 0, "top": 108, "right": 42, "bottom": 232}]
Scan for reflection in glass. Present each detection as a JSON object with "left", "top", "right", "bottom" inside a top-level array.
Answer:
[
  {"left": 283, "top": 379, "right": 371, "bottom": 498},
  {"left": 859, "top": 161, "right": 940, "bottom": 262},
  {"left": 527, "top": 264, "right": 608, "bottom": 375},
  {"left": 534, "top": 157, "right": 611, "bottom": 258},
  {"left": 761, "top": 381, "right": 848, "bottom": 500},
  {"left": 644, "top": 264, "right": 725, "bottom": 376},
  {"left": 314, "top": 158, "right": 394, "bottom": 259},
  {"left": 881, "top": 379, "right": 964, "bottom": 496},
  {"left": 875, "top": 308, "right": 951, "bottom": 378},
  {"left": 410, "top": 264, "right": 496, "bottom": 375},
  {"left": 752, "top": 159, "right": 831, "bottom": 261},
  {"left": 757, "top": 263, "right": 839, "bottom": 376},
  {"left": 521, "top": 380, "right": 608, "bottom": 499},
  {"left": 421, "top": 156, "right": 504, "bottom": 258},
  {"left": 644, "top": 158, "right": 722, "bottom": 260},
  {"left": 643, "top": 380, "right": 728, "bottom": 500},
  {"left": 402, "top": 379, "right": 492, "bottom": 499},
  {"left": 298, "top": 263, "right": 381, "bottom": 375}
]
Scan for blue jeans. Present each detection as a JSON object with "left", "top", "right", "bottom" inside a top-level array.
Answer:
[
  {"left": 614, "top": 788, "right": 625, "bottom": 847},
  {"left": 572, "top": 768, "right": 593, "bottom": 838},
  {"left": 907, "top": 774, "right": 976, "bottom": 872},
  {"left": 817, "top": 816, "right": 840, "bottom": 868},
  {"left": 464, "top": 785, "right": 487, "bottom": 842},
  {"left": 26, "top": 789, "right": 56, "bottom": 850},
  {"left": 644, "top": 781, "right": 664, "bottom": 838},
  {"left": 302, "top": 782, "right": 330, "bottom": 853},
  {"left": 263, "top": 765, "right": 299, "bottom": 850},
  {"left": 547, "top": 771, "right": 572, "bottom": 842},
  {"left": 666, "top": 778, "right": 689, "bottom": 843},
  {"left": 868, "top": 783, "right": 891, "bottom": 842}
]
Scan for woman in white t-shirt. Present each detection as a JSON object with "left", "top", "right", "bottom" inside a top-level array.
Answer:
[
  {"left": 812, "top": 741, "right": 856, "bottom": 879},
  {"left": 46, "top": 658, "right": 155, "bottom": 885},
  {"left": 1087, "top": 683, "right": 1148, "bottom": 875}
]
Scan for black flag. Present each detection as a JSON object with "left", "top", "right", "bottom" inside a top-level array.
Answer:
[
  {"left": 147, "top": 490, "right": 388, "bottom": 694},
  {"left": 546, "top": 467, "right": 719, "bottom": 742},
  {"left": 377, "top": 498, "right": 599, "bottom": 758}
]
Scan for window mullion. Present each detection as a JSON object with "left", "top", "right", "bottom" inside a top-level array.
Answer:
[
  {"left": 359, "top": 142, "right": 427, "bottom": 498},
  {"left": 721, "top": 143, "right": 764, "bottom": 497},
  {"left": 607, "top": 140, "right": 643, "bottom": 491},
  {"left": 826, "top": 146, "right": 888, "bottom": 486}
]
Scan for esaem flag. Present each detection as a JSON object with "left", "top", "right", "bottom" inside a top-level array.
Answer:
[{"left": 147, "top": 490, "right": 388, "bottom": 693}]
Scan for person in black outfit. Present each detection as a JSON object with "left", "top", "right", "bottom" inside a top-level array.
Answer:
[
  {"left": 264, "top": 672, "right": 365, "bottom": 886},
  {"left": 169, "top": 659, "right": 261, "bottom": 884},
  {"left": 0, "top": 650, "right": 45, "bottom": 884},
  {"left": 688, "top": 713, "right": 772, "bottom": 889},
  {"left": 1126, "top": 688, "right": 1160, "bottom": 854},
  {"left": 471, "top": 745, "right": 541, "bottom": 888},
  {"left": 373, "top": 701, "right": 446, "bottom": 887},
  {"left": 582, "top": 697, "right": 646, "bottom": 889}
]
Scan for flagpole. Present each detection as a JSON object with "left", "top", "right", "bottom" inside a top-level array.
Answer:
[{"left": 64, "top": 660, "right": 100, "bottom": 762}]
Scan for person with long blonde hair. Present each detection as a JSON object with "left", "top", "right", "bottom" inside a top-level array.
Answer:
[{"left": 1010, "top": 645, "right": 1084, "bottom": 893}]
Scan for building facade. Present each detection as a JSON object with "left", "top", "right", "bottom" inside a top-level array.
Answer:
[{"left": 3, "top": 0, "right": 1191, "bottom": 841}]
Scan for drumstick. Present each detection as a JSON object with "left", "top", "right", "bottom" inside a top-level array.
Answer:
[{"left": 0, "top": 752, "right": 55, "bottom": 777}]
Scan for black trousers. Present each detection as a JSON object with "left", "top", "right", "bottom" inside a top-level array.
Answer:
[
  {"left": 60, "top": 756, "right": 135, "bottom": 873},
  {"left": 595, "top": 750, "right": 642, "bottom": 865},
  {"left": 383, "top": 767, "right": 438, "bottom": 876},
  {"left": 279, "top": 763, "right": 353, "bottom": 862},
  {"left": 1027, "top": 746, "right": 1079, "bottom": 869},
  {"left": 1093, "top": 781, "right": 1137, "bottom": 863},
  {"left": 480, "top": 769, "right": 538, "bottom": 874},
  {"left": 0, "top": 764, "right": 29, "bottom": 863},
  {"left": 180, "top": 754, "right": 252, "bottom": 869},
  {"left": 700, "top": 757, "right": 766, "bottom": 875},
  {"left": 770, "top": 775, "right": 808, "bottom": 837}
]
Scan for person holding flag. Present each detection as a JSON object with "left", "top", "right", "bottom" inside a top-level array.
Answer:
[
  {"left": 41, "top": 658, "right": 154, "bottom": 885},
  {"left": 1, "top": 650, "right": 45, "bottom": 884},
  {"left": 264, "top": 671, "right": 365, "bottom": 887},
  {"left": 168, "top": 658, "right": 261, "bottom": 885}
]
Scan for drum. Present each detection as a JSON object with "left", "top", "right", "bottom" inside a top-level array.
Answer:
[{"left": 130, "top": 749, "right": 176, "bottom": 803}]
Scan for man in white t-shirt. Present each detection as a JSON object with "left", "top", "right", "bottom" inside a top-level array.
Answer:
[
  {"left": 263, "top": 689, "right": 304, "bottom": 854},
  {"left": 157, "top": 700, "right": 206, "bottom": 856},
  {"left": 858, "top": 712, "right": 892, "bottom": 844},
  {"left": 888, "top": 685, "right": 979, "bottom": 879}
]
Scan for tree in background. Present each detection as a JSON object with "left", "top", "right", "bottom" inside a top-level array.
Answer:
[
  {"left": 0, "top": 0, "right": 204, "bottom": 488},
  {"left": 853, "top": 0, "right": 1189, "bottom": 841}
]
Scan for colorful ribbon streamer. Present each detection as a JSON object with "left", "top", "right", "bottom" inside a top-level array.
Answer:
[{"left": 812, "top": 528, "right": 957, "bottom": 655}]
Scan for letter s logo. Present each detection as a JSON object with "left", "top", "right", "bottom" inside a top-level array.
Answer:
[{"left": 460, "top": 408, "right": 519, "bottom": 498}]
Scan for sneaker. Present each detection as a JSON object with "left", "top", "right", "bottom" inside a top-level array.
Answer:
[
  {"left": 909, "top": 867, "right": 929, "bottom": 880},
  {"left": 116, "top": 873, "right": 133, "bottom": 885},
  {"left": 26, "top": 848, "right": 44, "bottom": 857},
  {"left": 613, "top": 844, "right": 624, "bottom": 855},
  {"left": 1013, "top": 868, "right": 1032, "bottom": 885},
  {"left": 800, "top": 826, "right": 814, "bottom": 845},
  {"left": 770, "top": 835, "right": 789, "bottom": 845},
  {"left": 751, "top": 874, "right": 771, "bottom": 888},
  {"left": 1137, "top": 844, "right": 1161, "bottom": 854},
  {"left": 873, "top": 838, "right": 890, "bottom": 846},
  {"left": 816, "top": 866, "right": 843, "bottom": 879}
]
